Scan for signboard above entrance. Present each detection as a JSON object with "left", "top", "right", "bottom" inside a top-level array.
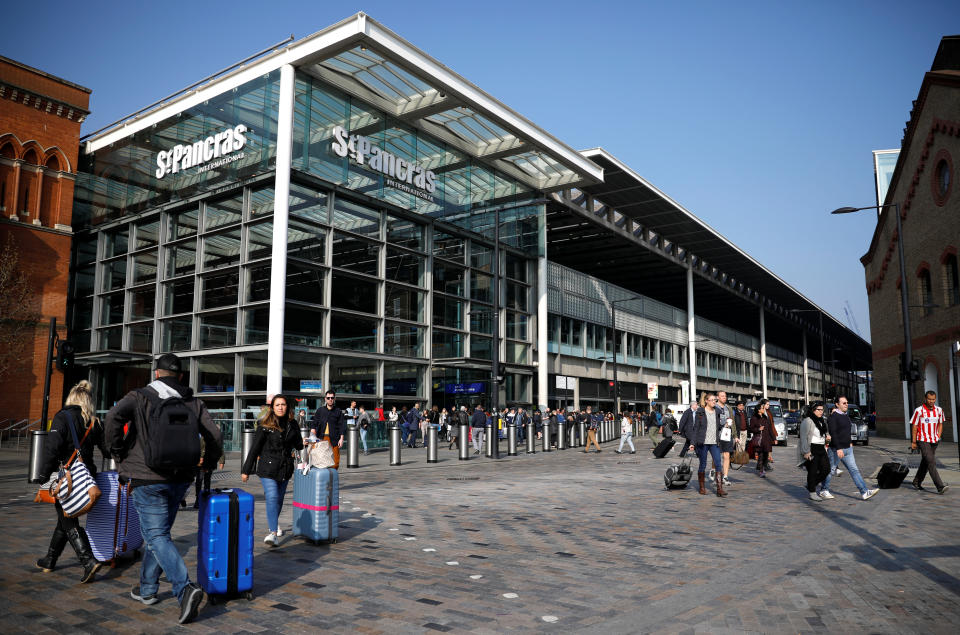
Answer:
[
  {"left": 330, "top": 125, "right": 437, "bottom": 202},
  {"left": 445, "top": 382, "right": 485, "bottom": 394}
]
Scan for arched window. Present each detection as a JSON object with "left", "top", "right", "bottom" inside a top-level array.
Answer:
[
  {"left": 918, "top": 268, "right": 934, "bottom": 316},
  {"left": 0, "top": 143, "right": 14, "bottom": 213},
  {"left": 944, "top": 253, "right": 959, "bottom": 307},
  {"left": 44, "top": 154, "right": 61, "bottom": 171}
]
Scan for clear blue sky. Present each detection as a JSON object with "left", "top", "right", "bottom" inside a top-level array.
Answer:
[{"left": 6, "top": 0, "right": 959, "bottom": 342}]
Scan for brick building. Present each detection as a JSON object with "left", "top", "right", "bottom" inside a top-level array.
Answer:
[
  {"left": 862, "top": 35, "right": 960, "bottom": 441},
  {"left": 0, "top": 56, "right": 90, "bottom": 425}
]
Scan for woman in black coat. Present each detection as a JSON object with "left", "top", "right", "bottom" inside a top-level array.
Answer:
[
  {"left": 241, "top": 394, "right": 303, "bottom": 547},
  {"left": 36, "top": 380, "right": 106, "bottom": 582},
  {"left": 749, "top": 398, "right": 778, "bottom": 477}
]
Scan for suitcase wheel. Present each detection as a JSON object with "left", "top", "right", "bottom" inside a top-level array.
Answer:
[
  {"left": 330, "top": 538, "right": 338, "bottom": 544},
  {"left": 244, "top": 591, "right": 254, "bottom": 601},
  {"left": 208, "top": 595, "right": 218, "bottom": 606}
]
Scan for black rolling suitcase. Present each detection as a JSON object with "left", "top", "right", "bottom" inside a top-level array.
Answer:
[
  {"left": 664, "top": 457, "right": 692, "bottom": 489},
  {"left": 877, "top": 459, "right": 909, "bottom": 489},
  {"left": 652, "top": 437, "right": 676, "bottom": 458}
]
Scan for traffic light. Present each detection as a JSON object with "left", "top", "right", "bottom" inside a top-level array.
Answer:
[
  {"left": 55, "top": 340, "right": 75, "bottom": 371},
  {"left": 608, "top": 380, "right": 615, "bottom": 396},
  {"left": 495, "top": 363, "right": 506, "bottom": 384},
  {"left": 908, "top": 359, "right": 922, "bottom": 383}
]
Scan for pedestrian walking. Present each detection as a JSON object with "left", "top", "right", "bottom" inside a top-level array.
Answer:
[
  {"left": 821, "top": 395, "right": 878, "bottom": 501},
  {"left": 310, "top": 390, "right": 345, "bottom": 468},
  {"left": 910, "top": 390, "right": 948, "bottom": 494},
  {"left": 357, "top": 406, "right": 371, "bottom": 455},
  {"left": 676, "top": 400, "right": 699, "bottom": 458},
  {"left": 798, "top": 402, "right": 830, "bottom": 501},
  {"left": 470, "top": 404, "right": 486, "bottom": 454},
  {"left": 687, "top": 393, "right": 727, "bottom": 497},
  {"left": 716, "top": 391, "right": 736, "bottom": 486},
  {"left": 584, "top": 406, "right": 601, "bottom": 452},
  {"left": 241, "top": 394, "right": 304, "bottom": 546},
  {"left": 749, "top": 399, "right": 777, "bottom": 477},
  {"left": 646, "top": 410, "right": 661, "bottom": 448},
  {"left": 104, "top": 353, "right": 222, "bottom": 624},
  {"left": 35, "top": 380, "right": 107, "bottom": 582},
  {"left": 615, "top": 414, "right": 636, "bottom": 454}
]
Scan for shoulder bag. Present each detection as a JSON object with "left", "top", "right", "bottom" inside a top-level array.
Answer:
[{"left": 43, "top": 413, "right": 102, "bottom": 517}]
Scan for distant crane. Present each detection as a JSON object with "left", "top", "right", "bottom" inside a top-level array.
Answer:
[{"left": 842, "top": 301, "right": 862, "bottom": 337}]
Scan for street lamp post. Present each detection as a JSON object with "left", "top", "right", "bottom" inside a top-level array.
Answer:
[{"left": 832, "top": 202, "right": 915, "bottom": 426}]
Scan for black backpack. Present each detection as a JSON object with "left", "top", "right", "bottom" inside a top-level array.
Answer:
[{"left": 137, "top": 388, "right": 202, "bottom": 474}]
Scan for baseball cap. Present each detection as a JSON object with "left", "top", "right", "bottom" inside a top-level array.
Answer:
[{"left": 156, "top": 353, "right": 182, "bottom": 372}]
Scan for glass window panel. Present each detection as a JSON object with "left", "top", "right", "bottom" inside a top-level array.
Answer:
[
  {"left": 250, "top": 186, "right": 274, "bottom": 217},
  {"left": 470, "top": 308, "right": 494, "bottom": 335},
  {"left": 331, "top": 273, "right": 377, "bottom": 314},
  {"left": 243, "top": 306, "right": 269, "bottom": 344},
  {"left": 280, "top": 350, "right": 323, "bottom": 394},
  {"left": 329, "top": 356, "right": 376, "bottom": 395},
  {"left": 433, "top": 261, "right": 465, "bottom": 296},
  {"left": 75, "top": 266, "right": 95, "bottom": 297},
  {"left": 201, "top": 270, "right": 239, "bottom": 309},
  {"left": 198, "top": 355, "right": 236, "bottom": 393},
  {"left": 98, "top": 326, "right": 122, "bottom": 350},
  {"left": 204, "top": 196, "right": 243, "bottom": 230},
  {"left": 135, "top": 220, "right": 159, "bottom": 249},
  {"left": 434, "top": 231, "right": 464, "bottom": 261},
  {"left": 288, "top": 220, "right": 325, "bottom": 263},
  {"left": 383, "top": 363, "right": 422, "bottom": 396},
  {"left": 507, "top": 312, "right": 528, "bottom": 340},
  {"left": 470, "top": 335, "right": 492, "bottom": 360},
  {"left": 132, "top": 251, "right": 157, "bottom": 285},
  {"left": 385, "top": 247, "right": 423, "bottom": 285},
  {"left": 129, "top": 286, "right": 156, "bottom": 320},
  {"left": 242, "top": 352, "right": 267, "bottom": 392},
  {"left": 76, "top": 237, "right": 97, "bottom": 266},
  {"left": 384, "top": 322, "right": 423, "bottom": 358},
  {"left": 74, "top": 330, "right": 91, "bottom": 354},
  {"left": 332, "top": 197, "right": 380, "bottom": 237},
  {"left": 331, "top": 232, "right": 379, "bottom": 275},
  {"left": 204, "top": 229, "right": 242, "bottom": 269},
  {"left": 506, "top": 281, "right": 528, "bottom": 311},
  {"left": 386, "top": 214, "right": 423, "bottom": 251},
  {"left": 163, "top": 278, "right": 194, "bottom": 315},
  {"left": 246, "top": 222, "right": 273, "bottom": 262},
  {"left": 286, "top": 261, "right": 326, "bottom": 305},
  {"left": 160, "top": 317, "right": 192, "bottom": 351},
  {"left": 289, "top": 184, "right": 328, "bottom": 224},
  {"left": 285, "top": 304, "right": 324, "bottom": 346},
  {"left": 471, "top": 271, "right": 493, "bottom": 303},
  {"left": 506, "top": 341, "right": 528, "bottom": 364},
  {"left": 100, "top": 291, "right": 124, "bottom": 325},
  {"left": 433, "top": 329, "right": 463, "bottom": 358},
  {"left": 245, "top": 264, "right": 271, "bottom": 303},
  {"left": 506, "top": 253, "right": 527, "bottom": 282},
  {"left": 199, "top": 310, "right": 237, "bottom": 348},
  {"left": 104, "top": 228, "right": 128, "bottom": 258},
  {"left": 471, "top": 243, "right": 492, "bottom": 272},
  {"left": 384, "top": 283, "right": 423, "bottom": 322},
  {"left": 167, "top": 208, "right": 198, "bottom": 240},
  {"left": 165, "top": 241, "right": 196, "bottom": 278},
  {"left": 432, "top": 295, "right": 464, "bottom": 329},
  {"left": 74, "top": 297, "right": 93, "bottom": 330},
  {"left": 329, "top": 312, "right": 377, "bottom": 352},
  {"left": 128, "top": 322, "right": 153, "bottom": 353},
  {"left": 101, "top": 258, "right": 126, "bottom": 292},
  {"left": 505, "top": 373, "right": 530, "bottom": 403}
]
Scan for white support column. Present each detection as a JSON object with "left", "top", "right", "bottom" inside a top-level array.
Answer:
[
  {"left": 266, "top": 64, "right": 296, "bottom": 398},
  {"left": 759, "top": 307, "right": 768, "bottom": 399},
  {"left": 686, "top": 265, "right": 697, "bottom": 403},
  {"left": 537, "top": 255, "right": 549, "bottom": 411},
  {"left": 802, "top": 330, "right": 810, "bottom": 404}
]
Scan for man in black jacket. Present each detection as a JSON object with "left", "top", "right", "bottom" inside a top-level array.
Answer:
[
  {"left": 820, "top": 395, "right": 878, "bottom": 501},
  {"left": 470, "top": 404, "right": 486, "bottom": 454},
  {"left": 104, "top": 353, "right": 222, "bottom": 625},
  {"left": 310, "top": 390, "right": 345, "bottom": 450}
]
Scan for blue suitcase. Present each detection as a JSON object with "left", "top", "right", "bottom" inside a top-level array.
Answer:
[
  {"left": 86, "top": 471, "right": 142, "bottom": 564},
  {"left": 293, "top": 467, "right": 339, "bottom": 544},
  {"left": 197, "top": 488, "right": 254, "bottom": 602}
]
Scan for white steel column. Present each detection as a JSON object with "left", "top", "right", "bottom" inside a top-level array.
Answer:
[
  {"left": 802, "top": 330, "right": 810, "bottom": 404},
  {"left": 759, "top": 307, "right": 768, "bottom": 399},
  {"left": 266, "top": 64, "right": 296, "bottom": 398},
  {"left": 686, "top": 265, "right": 697, "bottom": 403},
  {"left": 537, "top": 255, "right": 549, "bottom": 411}
]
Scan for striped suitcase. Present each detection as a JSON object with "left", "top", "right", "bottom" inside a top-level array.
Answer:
[
  {"left": 86, "top": 471, "right": 142, "bottom": 564},
  {"left": 293, "top": 467, "right": 339, "bottom": 544},
  {"left": 197, "top": 488, "right": 255, "bottom": 602}
]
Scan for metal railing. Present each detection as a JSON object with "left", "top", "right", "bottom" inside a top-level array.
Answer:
[{"left": 0, "top": 418, "right": 42, "bottom": 450}]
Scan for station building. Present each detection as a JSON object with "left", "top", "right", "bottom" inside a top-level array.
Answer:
[{"left": 67, "top": 13, "right": 870, "bottom": 430}]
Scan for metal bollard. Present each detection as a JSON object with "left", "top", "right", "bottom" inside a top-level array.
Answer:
[
  {"left": 27, "top": 430, "right": 47, "bottom": 483},
  {"left": 458, "top": 423, "right": 470, "bottom": 460},
  {"left": 557, "top": 420, "right": 567, "bottom": 450},
  {"left": 507, "top": 424, "right": 518, "bottom": 456},
  {"left": 346, "top": 425, "right": 360, "bottom": 468},
  {"left": 542, "top": 423, "right": 551, "bottom": 452},
  {"left": 427, "top": 425, "right": 438, "bottom": 463},
  {"left": 578, "top": 422, "right": 587, "bottom": 448},
  {"left": 485, "top": 424, "right": 494, "bottom": 458},
  {"left": 526, "top": 422, "right": 536, "bottom": 454},
  {"left": 389, "top": 425, "right": 402, "bottom": 465},
  {"left": 240, "top": 427, "right": 257, "bottom": 469}
]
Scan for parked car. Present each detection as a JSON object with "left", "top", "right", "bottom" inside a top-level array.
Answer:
[
  {"left": 746, "top": 400, "right": 788, "bottom": 446},
  {"left": 784, "top": 410, "right": 801, "bottom": 436},
  {"left": 825, "top": 402, "right": 870, "bottom": 445}
]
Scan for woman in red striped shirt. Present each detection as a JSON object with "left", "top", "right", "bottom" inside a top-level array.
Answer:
[{"left": 910, "top": 390, "right": 948, "bottom": 494}]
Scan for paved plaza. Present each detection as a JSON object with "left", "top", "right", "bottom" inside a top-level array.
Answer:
[{"left": 0, "top": 432, "right": 958, "bottom": 634}]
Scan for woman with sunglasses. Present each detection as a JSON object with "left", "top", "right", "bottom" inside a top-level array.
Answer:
[
  {"left": 687, "top": 393, "right": 727, "bottom": 496},
  {"left": 798, "top": 402, "right": 831, "bottom": 501}
]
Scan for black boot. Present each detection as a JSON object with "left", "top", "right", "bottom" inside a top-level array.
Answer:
[
  {"left": 37, "top": 526, "right": 68, "bottom": 572},
  {"left": 67, "top": 527, "right": 102, "bottom": 583}
]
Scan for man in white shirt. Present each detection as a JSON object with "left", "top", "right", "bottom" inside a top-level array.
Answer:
[{"left": 911, "top": 390, "right": 948, "bottom": 494}]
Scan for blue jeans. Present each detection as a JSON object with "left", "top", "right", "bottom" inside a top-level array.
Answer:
[
  {"left": 824, "top": 447, "right": 868, "bottom": 494},
  {"left": 131, "top": 481, "right": 192, "bottom": 602},
  {"left": 359, "top": 428, "right": 368, "bottom": 452},
  {"left": 261, "top": 477, "right": 289, "bottom": 534},
  {"left": 695, "top": 443, "right": 723, "bottom": 475}
]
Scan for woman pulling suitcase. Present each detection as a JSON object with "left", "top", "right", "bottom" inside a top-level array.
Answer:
[{"left": 241, "top": 394, "right": 304, "bottom": 546}]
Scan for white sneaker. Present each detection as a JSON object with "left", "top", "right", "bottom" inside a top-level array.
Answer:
[
  {"left": 809, "top": 491, "right": 822, "bottom": 502},
  {"left": 819, "top": 490, "right": 835, "bottom": 500},
  {"left": 862, "top": 488, "right": 879, "bottom": 500},
  {"left": 833, "top": 468, "right": 843, "bottom": 476},
  {"left": 263, "top": 532, "right": 277, "bottom": 546},
  {"left": 722, "top": 477, "right": 731, "bottom": 486},
  {"left": 276, "top": 528, "right": 284, "bottom": 537}
]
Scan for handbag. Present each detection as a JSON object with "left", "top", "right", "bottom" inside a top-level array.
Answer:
[
  {"left": 34, "top": 411, "right": 94, "bottom": 505},
  {"left": 47, "top": 412, "right": 101, "bottom": 517},
  {"left": 719, "top": 426, "right": 732, "bottom": 442},
  {"left": 732, "top": 448, "right": 750, "bottom": 466},
  {"left": 306, "top": 421, "right": 337, "bottom": 470}
]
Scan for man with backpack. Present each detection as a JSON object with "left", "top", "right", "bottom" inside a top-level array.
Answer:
[{"left": 104, "top": 353, "right": 222, "bottom": 625}]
